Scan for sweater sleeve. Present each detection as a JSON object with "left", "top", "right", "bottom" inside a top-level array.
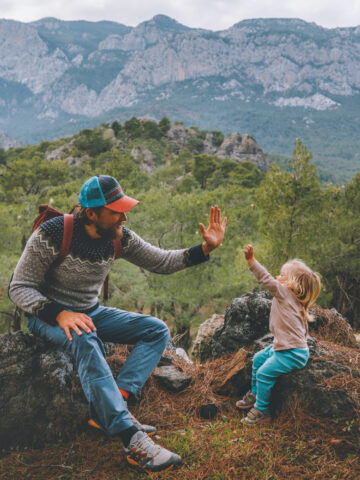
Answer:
[
  {"left": 8, "top": 229, "right": 66, "bottom": 325},
  {"left": 249, "top": 260, "right": 286, "bottom": 298},
  {"left": 120, "top": 228, "right": 209, "bottom": 274}
]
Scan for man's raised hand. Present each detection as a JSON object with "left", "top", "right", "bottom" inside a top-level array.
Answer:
[{"left": 200, "top": 205, "right": 227, "bottom": 255}]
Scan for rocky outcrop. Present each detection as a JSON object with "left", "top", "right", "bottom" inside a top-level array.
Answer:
[
  {"left": 0, "top": 130, "right": 21, "bottom": 150},
  {"left": 207, "top": 291, "right": 357, "bottom": 361},
  {"left": 211, "top": 333, "right": 359, "bottom": 418},
  {"left": 193, "top": 292, "right": 359, "bottom": 418},
  {"left": 130, "top": 146, "right": 156, "bottom": 173},
  {"left": 0, "top": 331, "right": 189, "bottom": 450},
  {"left": 215, "top": 133, "right": 269, "bottom": 171},
  {"left": 210, "top": 291, "right": 272, "bottom": 359},
  {"left": 166, "top": 125, "right": 269, "bottom": 170}
]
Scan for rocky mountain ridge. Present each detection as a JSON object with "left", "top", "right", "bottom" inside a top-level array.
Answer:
[{"left": 1, "top": 15, "right": 360, "bottom": 180}]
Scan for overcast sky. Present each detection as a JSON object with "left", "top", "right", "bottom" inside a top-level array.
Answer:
[{"left": 1, "top": 0, "right": 359, "bottom": 30}]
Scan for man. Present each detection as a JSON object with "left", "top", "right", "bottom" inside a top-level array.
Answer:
[{"left": 9, "top": 174, "right": 226, "bottom": 474}]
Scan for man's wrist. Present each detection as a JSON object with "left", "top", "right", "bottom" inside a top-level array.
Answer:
[
  {"left": 202, "top": 242, "right": 216, "bottom": 256},
  {"left": 247, "top": 257, "right": 256, "bottom": 267}
]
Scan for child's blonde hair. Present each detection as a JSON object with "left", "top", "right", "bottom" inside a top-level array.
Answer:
[{"left": 282, "top": 259, "right": 321, "bottom": 323}]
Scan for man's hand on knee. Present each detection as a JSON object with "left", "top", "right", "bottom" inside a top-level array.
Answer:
[{"left": 56, "top": 311, "right": 97, "bottom": 341}]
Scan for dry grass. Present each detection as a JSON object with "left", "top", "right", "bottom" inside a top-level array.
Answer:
[
  {"left": 1, "top": 341, "right": 359, "bottom": 480},
  {"left": 310, "top": 305, "right": 358, "bottom": 348}
]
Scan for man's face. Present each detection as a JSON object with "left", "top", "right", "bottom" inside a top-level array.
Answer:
[{"left": 92, "top": 207, "right": 127, "bottom": 239}]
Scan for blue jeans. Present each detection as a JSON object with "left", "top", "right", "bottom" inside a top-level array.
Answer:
[
  {"left": 251, "top": 344, "right": 309, "bottom": 414},
  {"left": 27, "top": 305, "right": 170, "bottom": 435}
]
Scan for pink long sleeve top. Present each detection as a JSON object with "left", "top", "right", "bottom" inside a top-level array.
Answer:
[{"left": 250, "top": 261, "right": 308, "bottom": 351}]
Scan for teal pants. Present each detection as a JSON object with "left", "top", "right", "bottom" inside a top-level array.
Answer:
[{"left": 251, "top": 344, "right": 309, "bottom": 414}]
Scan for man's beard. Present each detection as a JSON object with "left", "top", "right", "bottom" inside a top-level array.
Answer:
[{"left": 95, "top": 224, "right": 118, "bottom": 240}]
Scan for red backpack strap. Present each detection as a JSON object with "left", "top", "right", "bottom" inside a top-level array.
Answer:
[
  {"left": 53, "top": 214, "right": 74, "bottom": 268},
  {"left": 113, "top": 237, "right": 122, "bottom": 259},
  {"left": 103, "top": 238, "right": 122, "bottom": 301}
]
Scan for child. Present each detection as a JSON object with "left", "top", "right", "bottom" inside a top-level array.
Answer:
[{"left": 236, "top": 245, "right": 321, "bottom": 424}]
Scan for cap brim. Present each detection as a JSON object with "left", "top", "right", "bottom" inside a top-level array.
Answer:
[{"left": 104, "top": 195, "right": 139, "bottom": 213}]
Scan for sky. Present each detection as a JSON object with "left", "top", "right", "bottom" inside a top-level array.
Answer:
[{"left": 0, "top": 0, "right": 359, "bottom": 30}]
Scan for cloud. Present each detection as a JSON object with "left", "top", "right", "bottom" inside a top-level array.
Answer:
[{"left": 0, "top": 0, "right": 359, "bottom": 30}]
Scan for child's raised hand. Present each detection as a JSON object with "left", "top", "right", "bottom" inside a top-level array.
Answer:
[{"left": 244, "top": 244, "right": 255, "bottom": 265}]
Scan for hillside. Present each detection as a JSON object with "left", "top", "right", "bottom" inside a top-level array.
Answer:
[{"left": 0, "top": 16, "right": 360, "bottom": 181}]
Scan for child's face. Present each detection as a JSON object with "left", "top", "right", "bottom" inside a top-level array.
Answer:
[{"left": 276, "top": 266, "right": 289, "bottom": 284}]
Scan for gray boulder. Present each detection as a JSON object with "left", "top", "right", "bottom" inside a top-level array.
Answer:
[
  {"left": 208, "top": 291, "right": 357, "bottom": 360},
  {"left": 153, "top": 365, "right": 192, "bottom": 392},
  {"left": 191, "top": 314, "right": 224, "bottom": 362},
  {"left": 212, "top": 333, "right": 358, "bottom": 418},
  {"left": 0, "top": 331, "right": 87, "bottom": 450},
  {"left": 210, "top": 291, "right": 271, "bottom": 359},
  {"left": 0, "top": 331, "right": 184, "bottom": 450}
]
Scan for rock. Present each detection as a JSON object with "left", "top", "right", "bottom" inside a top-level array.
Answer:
[
  {"left": 191, "top": 314, "right": 225, "bottom": 362},
  {"left": 210, "top": 291, "right": 272, "bottom": 359},
  {"left": 175, "top": 348, "right": 192, "bottom": 364},
  {"left": 271, "top": 354, "right": 359, "bottom": 418},
  {"left": 206, "top": 291, "right": 356, "bottom": 360},
  {"left": 216, "top": 133, "right": 269, "bottom": 171},
  {"left": 309, "top": 305, "right": 358, "bottom": 348},
  {"left": 0, "top": 331, "right": 180, "bottom": 450},
  {"left": 212, "top": 333, "right": 358, "bottom": 418},
  {"left": 0, "top": 130, "right": 21, "bottom": 150},
  {"left": 130, "top": 146, "right": 156, "bottom": 173},
  {"left": 166, "top": 123, "right": 196, "bottom": 149},
  {"left": 153, "top": 366, "right": 192, "bottom": 392},
  {"left": 0, "top": 331, "right": 87, "bottom": 450}
]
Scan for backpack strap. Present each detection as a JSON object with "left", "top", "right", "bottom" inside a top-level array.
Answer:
[
  {"left": 53, "top": 214, "right": 74, "bottom": 268},
  {"left": 103, "top": 238, "right": 123, "bottom": 301},
  {"left": 113, "top": 237, "right": 122, "bottom": 259}
]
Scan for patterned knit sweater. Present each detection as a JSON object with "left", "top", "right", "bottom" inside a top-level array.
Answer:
[{"left": 9, "top": 215, "right": 209, "bottom": 325}]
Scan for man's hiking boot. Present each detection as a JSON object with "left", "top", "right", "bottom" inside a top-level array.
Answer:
[
  {"left": 235, "top": 391, "right": 256, "bottom": 410},
  {"left": 124, "top": 430, "right": 182, "bottom": 473},
  {"left": 242, "top": 407, "right": 271, "bottom": 425}
]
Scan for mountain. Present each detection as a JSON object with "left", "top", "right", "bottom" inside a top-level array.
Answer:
[{"left": 0, "top": 16, "right": 360, "bottom": 180}]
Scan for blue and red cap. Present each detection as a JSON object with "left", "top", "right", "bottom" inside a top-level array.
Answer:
[{"left": 79, "top": 175, "right": 139, "bottom": 212}]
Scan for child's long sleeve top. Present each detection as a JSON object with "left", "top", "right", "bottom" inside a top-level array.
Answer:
[{"left": 249, "top": 261, "right": 308, "bottom": 351}]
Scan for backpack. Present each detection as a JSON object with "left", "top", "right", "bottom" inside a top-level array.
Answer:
[{"left": 33, "top": 204, "right": 122, "bottom": 300}]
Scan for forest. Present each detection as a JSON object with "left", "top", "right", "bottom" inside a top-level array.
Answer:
[{"left": 0, "top": 117, "right": 359, "bottom": 339}]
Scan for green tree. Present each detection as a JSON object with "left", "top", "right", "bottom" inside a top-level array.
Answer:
[
  {"left": 256, "top": 140, "right": 323, "bottom": 269},
  {"left": 0, "top": 154, "right": 68, "bottom": 202},
  {"left": 192, "top": 154, "right": 218, "bottom": 189},
  {"left": 159, "top": 117, "right": 171, "bottom": 135},
  {"left": 111, "top": 121, "right": 122, "bottom": 137},
  {"left": 318, "top": 174, "right": 360, "bottom": 328},
  {"left": 124, "top": 117, "right": 142, "bottom": 139}
]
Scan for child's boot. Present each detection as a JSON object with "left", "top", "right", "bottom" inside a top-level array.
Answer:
[
  {"left": 242, "top": 407, "right": 271, "bottom": 425},
  {"left": 235, "top": 391, "right": 256, "bottom": 410}
]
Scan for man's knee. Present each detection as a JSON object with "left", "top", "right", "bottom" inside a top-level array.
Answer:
[{"left": 143, "top": 316, "right": 170, "bottom": 344}]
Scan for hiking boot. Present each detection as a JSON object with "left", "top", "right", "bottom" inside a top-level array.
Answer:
[
  {"left": 242, "top": 407, "right": 271, "bottom": 425},
  {"left": 124, "top": 430, "right": 182, "bottom": 473},
  {"left": 236, "top": 391, "right": 256, "bottom": 410}
]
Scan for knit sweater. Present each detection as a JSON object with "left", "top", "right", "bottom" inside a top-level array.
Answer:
[
  {"left": 249, "top": 261, "right": 308, "bottom": 351},
  {"left": 9, "top": 215, "right": 209, "bottom": 325}
]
